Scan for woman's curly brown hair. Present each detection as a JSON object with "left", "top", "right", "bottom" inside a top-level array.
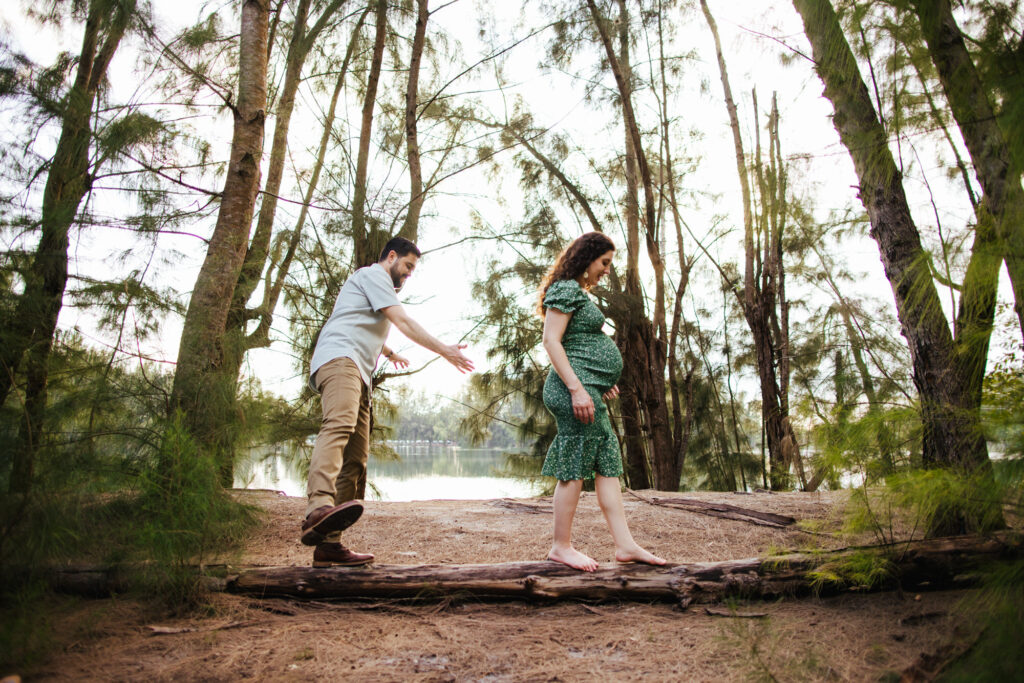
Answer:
[{"left": 537, "top": 232, "right": 616, "bottom": 317}]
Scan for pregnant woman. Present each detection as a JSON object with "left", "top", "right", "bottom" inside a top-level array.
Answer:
[{"left": 539, "top": 232, "right": 666, "bottom": 571}]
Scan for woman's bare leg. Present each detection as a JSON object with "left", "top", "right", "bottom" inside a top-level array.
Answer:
[
  {"left": 594, "top": 475, "right": 667, "bottom": 565},
  {"left": 547, "top": 479, "right": 598, "bottom": 571}
]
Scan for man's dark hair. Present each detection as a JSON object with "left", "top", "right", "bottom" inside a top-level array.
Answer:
[{"left": 379, "top": 236, "right": 421, "bottom": 262}]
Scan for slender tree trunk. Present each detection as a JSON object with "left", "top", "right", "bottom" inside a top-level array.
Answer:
[
  {"left": 206, "top": 0, "right": 351, "bottom": 483},
  {"left": 351, "top": 0, "right": 388, "bottom": 267},
  {"left": 656, "top": 0, "right": 695, "bottom": 474},
  {"left": 170, "top": 0, "right": 269, "bottom": 480},
  {"left": 764, "top": 96, "right": 805, "bottom": 489},
  {"left": 720, "top": 310, "right": 744, "bottom": 491},
  {"left": 911, "top": 0, "right": 1024, "bottom": 341},
  {"left": 231, "top": 0, "right": 350, "bottom": 319},
  {"left": 249, "top": 15, "right": 365, "bottom": 351},
  {"left": 4, "top": 0, "right": 134, "bottom": 493},
  {"left": 231, "top": 0, "right": 311, "bottom": 317},
  {"left": 400, "top": 0, "right": 429, "bottom": 241},
  {"left": 588, "top": 0, "right": 676, "bottom": 491},
  {"left": 839, "top": 304, "right": 896, "bottom": 474},
  {"left": 792, "top": 0, "right": 1000, "bottom": 535},
  {"left": 701, "top": 0, "right": 790, "bottom": 489},
  {"left": 612, "top": 2, "right": 651, "bottom": 490}
]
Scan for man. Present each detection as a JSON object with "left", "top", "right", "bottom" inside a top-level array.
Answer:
[{"left": 301, "top": 236, "right": 473, "bottom": 567}]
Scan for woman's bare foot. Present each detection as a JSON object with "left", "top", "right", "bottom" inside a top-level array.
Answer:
[
  {"left": 547, "top": 545, "right": 599, "bottom": 572},
  {"left": 615, "top": 545, "right": 667, "bottom": 566}
]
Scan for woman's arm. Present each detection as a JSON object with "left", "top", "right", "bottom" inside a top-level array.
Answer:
[{"left": 543, "top": 309, "right": 595, "bottom": 424}]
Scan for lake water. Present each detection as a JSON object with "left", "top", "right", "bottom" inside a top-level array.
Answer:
[{"left": 235, "top": 443, "right": 541, "bottom": 501}]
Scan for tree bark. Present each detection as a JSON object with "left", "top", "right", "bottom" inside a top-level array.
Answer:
[
  {"left": 351, "top": 0, "right": 389, "bottom": 268},
  {"left": 400, "top": 0, "right": 429, "bottom": 241},
  {"left": 911, "top": 0, "right": 1024, "bottom": 341},
  {"left": 3, "top": 0, "right": 135, "bottom": 493},
  {"left": 170, "top": 0, "right": 269, "bottom": 479},
  {"left": 791, "top": 0, "right": 1000, "bottom": 535}
]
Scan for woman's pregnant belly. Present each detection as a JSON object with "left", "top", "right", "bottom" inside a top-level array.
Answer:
[{"left": 564, "top": 333, "right": 623, "bottom": 391}]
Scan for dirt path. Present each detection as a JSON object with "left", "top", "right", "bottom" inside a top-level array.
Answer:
[{"left": 26, "top": 490, "right": 972, "bottom": 681}]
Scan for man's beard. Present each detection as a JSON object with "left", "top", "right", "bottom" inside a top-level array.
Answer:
[{"left": 389, "top": 264, "right": 407, "bottom": 289}]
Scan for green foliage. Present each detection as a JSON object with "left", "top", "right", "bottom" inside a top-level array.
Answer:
[
  {"left": 972, "top": 1, "right": 1024, "bottom": 172},
  {"left": 939, "top": 558, "right": 1024, "bottom": 682},
  {"left": 179, "top": 13, "right": 224, "bottom": 53},
  {"left": 807, "top": 550, "right": 894, "bottom": 593},
  {"left": 0, "top": 580, "right": 52, "bottom": 671},
  {"left": 460, "top": 206, "right": 563, "bottom": 463},
  {"left": 887, "top": 469, "right": 1006, "bottom": 537},
  {"left": 134, "top": 414, "right": 257, "bottom": 607},
  {"left": 96, "top": 112, "right": 167, "bottom": 161},
  {"left": 0, "top": 332, "right": 260, "bottom": 670},
  {"left": 982, "top": 347, "right": 1024, "bottom": 460}
]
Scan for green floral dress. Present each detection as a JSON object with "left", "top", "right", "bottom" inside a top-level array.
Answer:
[{"left": 541, "top": 279, "right": 624, "bottom": 481}]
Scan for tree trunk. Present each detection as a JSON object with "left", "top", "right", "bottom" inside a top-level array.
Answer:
[
  {"left": 3, "top": 0, "right": 134, "bottom": 493},
  {"left": 791, "top": 0, "right": 1000, "bottom": 535},
  {"left": 587, "top": 0, "right": 676, "bottom": 492},
  {"left": 701, "top": 0, "right": 791, "bottom": 490},
  {"left": 400, "top": 0, "right": 429, "bottom": 241},
  {"left": 169, "top": 0, "right": 269, "bottom": 482},
  {"left": 656, "top": 0, "right": 695, "bottom": 475},
  {"left": 351, "top": 0, "right": 389, "bottom": 268},
  {"left": 205, "top": 0, "right": 353, "bottom": 483},
  {"left": 911, "top": 0, "right": 1024, "bottom": 341},
  {"left": 616, "top": 364, "right": 652, "bottom": 489}
]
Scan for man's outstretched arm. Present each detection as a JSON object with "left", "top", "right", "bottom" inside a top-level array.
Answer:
[{"left": 381, "top": 305, "right": 474, "bottom": 373}]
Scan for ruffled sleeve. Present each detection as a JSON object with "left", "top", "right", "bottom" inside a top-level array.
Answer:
[{"left": 543, "top": 279, "right": 584, "bottom": 315}]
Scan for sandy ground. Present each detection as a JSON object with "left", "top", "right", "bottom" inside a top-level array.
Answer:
[{"left": 23, "top": 490, "right": 980, "bottom": 682}]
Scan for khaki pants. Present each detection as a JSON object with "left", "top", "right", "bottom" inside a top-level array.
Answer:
[{"left": 306, "top": 357, "right": 370, "bottom": 540}]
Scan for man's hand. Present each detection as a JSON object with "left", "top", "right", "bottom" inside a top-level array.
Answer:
[
  {"left": 570, "top": 386, "right": 595, "bottom": 424},
  {"left": 382, "top": 305, "right": 474, "bottom": 374},
  {"left": 388, "top": 353, "right": 410, "bottom": 369},
  {"left": 441, "top": 343, "right": 474, "bottom": 373},
  {"left": 602, "top": 385, "right": 619, "bottom": 401}
]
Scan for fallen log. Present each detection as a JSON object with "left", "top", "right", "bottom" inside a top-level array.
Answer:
[
  {"left": 32, "top": 533, "right": 1020, "bottom": 604},
  {"left": 227, "top": 532, "right": 1021, "bottom": 605},
  {"left": 626, "top": 490, "right": 797, "bottom": 528}
]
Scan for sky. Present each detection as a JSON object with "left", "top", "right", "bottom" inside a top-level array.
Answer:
[{"left": 2, "top": 0, "right": 1013, "bottom": 409}]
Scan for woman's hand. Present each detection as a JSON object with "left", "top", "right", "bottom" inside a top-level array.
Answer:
[
  {"left": 602, "top": 385, "right": 619, "bottom": 401},
  {"left": 570, "top": 386, "right": 595, "bottom": 424}
]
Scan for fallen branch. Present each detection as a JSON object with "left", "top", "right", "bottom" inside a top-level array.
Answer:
[
  {"left": 704, "top": 606, "right": 768, "bottom": 618},
  {"left": 487, "top": 499, "right": 552, "bottom": 514},
  {"left": 146, "top": 620, "right": 256, "bottom": 635},
  {"left": 626, "top": 489, "right": 797, "bottom": 528}
]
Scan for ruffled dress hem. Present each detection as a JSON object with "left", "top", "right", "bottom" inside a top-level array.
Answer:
[{"left": 541, "top": 432, "right": 623, "bottom": 481}]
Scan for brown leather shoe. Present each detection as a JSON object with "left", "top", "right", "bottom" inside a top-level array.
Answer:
[
  {"left": 312, "top": 542, "right": 374, "bottom": 567},
  {"left": 300, "top": 500, "right": 364, "bottom": 546}
]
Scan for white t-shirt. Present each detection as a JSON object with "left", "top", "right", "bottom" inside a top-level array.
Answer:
[{"left": 309, "top": 263, "right": 401, "bottom": 389}]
